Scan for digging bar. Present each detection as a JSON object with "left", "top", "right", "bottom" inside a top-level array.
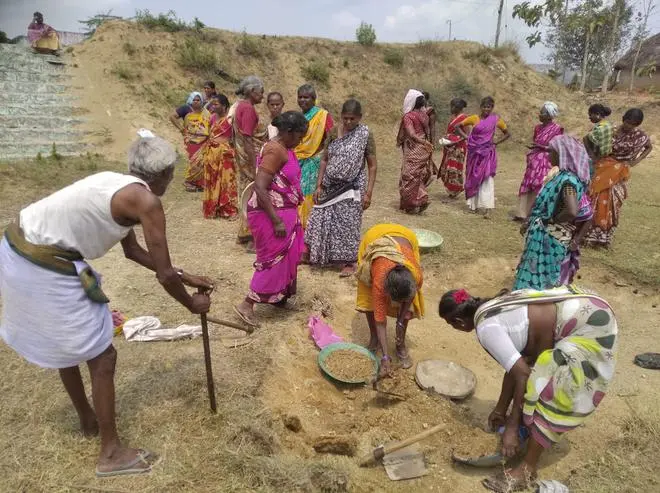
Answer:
[{"left": 198, "top": 288, "right": 217, "bottom": 413}]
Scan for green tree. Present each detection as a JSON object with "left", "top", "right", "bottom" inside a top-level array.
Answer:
[
  {"left": 516, "top": 0, "right": 634, "bottom": 91},
  {"left": 629, "top": 0, "right": 656, "bottom": 92},
  {"left": 356, "top": 22, "right": 377, "bottom": 46}
]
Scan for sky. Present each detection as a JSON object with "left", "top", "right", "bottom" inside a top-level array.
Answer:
[{"left": 2, "top": 0, "right": 659, "bottom": 63}]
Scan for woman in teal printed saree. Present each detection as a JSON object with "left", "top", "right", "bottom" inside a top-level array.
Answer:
[{"left": 514, "top": 135, "right": 592, "bottom": 290}]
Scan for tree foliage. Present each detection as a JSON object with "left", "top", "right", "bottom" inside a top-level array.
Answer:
[
  {"left": 355, "top": 22, "right": 377, "bottom": 47},
  {"left": 514, "top": 0, "right": 635, "bottom": 89},
  {"left": 512, "top": 0, "right": 565, "bottom": 46}
]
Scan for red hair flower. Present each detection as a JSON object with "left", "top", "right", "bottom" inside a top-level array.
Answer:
[{"left": 452, "top": 289, "right": 470, "bottom": 305}]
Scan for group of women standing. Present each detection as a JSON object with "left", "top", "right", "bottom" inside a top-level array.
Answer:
[
  {"left": 584, "top": 105, "right": 652, "bottom": 247},
  {"left": 400, "top": 92, "right": 510, "bottom": 218}
]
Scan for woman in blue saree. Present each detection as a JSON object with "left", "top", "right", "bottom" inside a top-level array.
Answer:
[{"left": 514, "top": 135, "right": 592, "bottom": 290}]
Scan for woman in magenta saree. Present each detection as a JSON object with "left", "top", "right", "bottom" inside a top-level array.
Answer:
[
  {"left": 457, "top": 96, "right": 510, "bottom": 218},
  {"left": 234, "top": 112, "right": 309, "bottom": 327},
  {"left": 515, "top": 102, "right": 563, "bottom": 221}
]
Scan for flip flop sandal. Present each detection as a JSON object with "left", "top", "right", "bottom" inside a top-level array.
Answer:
[
  {"left": 634, "top": 353, "right": 660, "bottom": 369},
  {"left": 96, "top": 449, "right": 154, "bottom": 478},
  {"left": 339, "top": 266, "right": 356, "bottom": 278},
  {"left": 233, "top": 306, "right": 260, "bottom": 328}
]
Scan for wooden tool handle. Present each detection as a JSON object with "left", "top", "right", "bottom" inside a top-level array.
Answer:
[
  {"left": 198, "top": 288, "right": 217, "bottom": 413},
  {"left": 206, "top": 316, "right": 254, "bottom": 334},
  {"left": 358, "top": 423, "right": 445, "bottom": 467}
]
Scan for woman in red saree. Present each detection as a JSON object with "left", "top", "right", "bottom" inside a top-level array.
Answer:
[
  {"left": 234, "top": 112, "right": 309, "bottom": 327},
  {"left": 398, "top": 89, "right": 434, "bottom": 214},
  {"left": 585, "top": 108, "right": 652, "bottom": 247},
  {"left": 202, "top": 94, "right": 238, "bottom": 219},
  {"left": 438, "top": 98, "right": 468, "bottom": 198}
]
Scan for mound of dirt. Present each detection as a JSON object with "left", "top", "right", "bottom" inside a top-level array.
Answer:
[{"left": 66, "top": 20, "right": 591, "bottom": 161}]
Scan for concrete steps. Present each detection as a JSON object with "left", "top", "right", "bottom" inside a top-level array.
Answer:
[{"left": 0, "top": 44, "right": 88, "bottom": 161}]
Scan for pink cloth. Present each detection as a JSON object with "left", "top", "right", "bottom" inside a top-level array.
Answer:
[
  {"left": 27, "top": 22, "right": 55, "bottom": 43},
  {"left": 308, "top": 316, "right": 343, "bottom": 349},
  {"left": 465, "top": 113, "right": 499, "bottom": 199},
  {"left": 247, "top": 149, "right": 303, "bottom": 304},
  {"left": 519, "top": 122, "right": 563, "bottom": 195}
]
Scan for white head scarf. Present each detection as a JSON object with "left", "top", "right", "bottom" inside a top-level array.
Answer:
[
  {"left": 403, "top": 89, "right": 424, "bottom": 114},
  {"left": 542, "top": 101, "right": 559, "bottom": 118}
]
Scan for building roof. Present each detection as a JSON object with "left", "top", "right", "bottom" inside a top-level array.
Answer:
[{"left": 615, "top": 32, "right": 660, "bottom": 70}]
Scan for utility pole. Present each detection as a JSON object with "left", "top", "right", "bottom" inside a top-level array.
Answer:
[
  {"left": 447, "top": 19, "right": 452, "bottom": 40},
  {"left": 495, "top": 0, "right": 504, "bottom": 47}
]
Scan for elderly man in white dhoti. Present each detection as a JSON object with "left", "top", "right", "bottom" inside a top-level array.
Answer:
[{"left": 0, "top": 131, "right": 213, "bottom": 477}]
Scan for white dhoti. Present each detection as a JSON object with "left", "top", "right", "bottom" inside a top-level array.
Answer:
[
  {"left": 0, "top": 238, "right": 112, "bottom": 369},
  {"left": 466, "top": 176, "right": 495, "bottom": 211}
]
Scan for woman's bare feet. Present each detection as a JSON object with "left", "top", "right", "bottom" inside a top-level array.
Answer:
[
  {"left": 367, "top": 336, "right": 379, "bottom": 354},
  {"left": 96, "top": 447, "right": 155, "bottom": 477},
  {"left": 234, "top": 301, "right": 259, "bottom": 327},
  {"left": 396, "top": 346, "right": 413, "bottom": 369}
]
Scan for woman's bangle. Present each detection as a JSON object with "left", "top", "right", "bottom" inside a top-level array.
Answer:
[{"left": 381, "top": 355, "right": 391, "bottom": 362}]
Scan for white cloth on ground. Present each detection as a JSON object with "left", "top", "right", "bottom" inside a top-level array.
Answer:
[
  {"left": 475, "top": 305, "right": 529, "bottom": 372},
  {"left": 122, "top": 316, "right": 202, "bottom": 342},
  {"left": 0, "top": 238, "right": 113, "bottom": 369},
  {"left": 19, "top": 171, "right": 148, "bottom": 259},
  {"left": 466, "top": 176, "right": 495, "bottom": 210}
]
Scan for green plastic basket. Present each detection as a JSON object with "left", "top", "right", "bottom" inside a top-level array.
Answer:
[
  {"left": 412, "top": 228, "right": 444, "bottom": 252},
  {"left": 318, "top": 342, "right": 379, "bottom": 384}
]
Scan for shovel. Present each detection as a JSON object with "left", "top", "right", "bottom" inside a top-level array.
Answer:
[{"left": 359, "top": 423, "right": 445, "bottom": 467}]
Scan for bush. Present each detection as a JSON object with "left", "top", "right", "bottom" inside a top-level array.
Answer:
[
  {"left": 356, "top": 22, "right": 376, "bottom": 47},
  {"left": 111, "top": 62, "right": 141, "bottom": 81},
  {"left": 175, "top": 37, "right": 217, "bottom": 73},
  {"left": 122, "top": 42, "right": 136, "bottom": 56},
  {"left": 446, "top": 74, "right": 480, "bottom": 101},
  {"left": 466, "top": 42, "right": 521, "bottom": 65},
  {"left": 492, "top": 40, "right": 521, "bottom": 62},
  {"left": 383, "top": 48, "right": 404, "bottom": 69},
  {"left": 465, "top": 46, "right": 493, "bottom": 65},
  {"left": 135, "top": 9, "right": 188, "bottom": 32},
  {"left": 301, "top": 60, "right": 330, "bottom": 87},
  {"left": 0, "top": 31, "right": 10, "bottom": 44},
  {"left": 237, "top": 30, "right": 263, "bottom": 58}
]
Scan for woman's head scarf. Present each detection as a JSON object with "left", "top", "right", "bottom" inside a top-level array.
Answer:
[
  {"left": 403, "top": 89, "right": 424, "bottom": 114},
  {"left": 548, "top": 134, "right": 590, "bottom": 184},
  {"left": 186, "top": 91, "right": 203, "bottom": 106},
  {"left": 542, "top": 101, "right": 559, "bottom": 118}
]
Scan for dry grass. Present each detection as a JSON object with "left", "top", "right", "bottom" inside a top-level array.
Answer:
[{"left": 566, "top": 410, "right": 660, "bottom": 492}]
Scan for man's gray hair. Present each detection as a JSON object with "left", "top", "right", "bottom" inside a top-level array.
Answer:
[
  {"left": 236, "top": 75, "right": 264, "bottom": 96},
  {"left": 127, "top": 134, "right": 178, "bottom": 182}
]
